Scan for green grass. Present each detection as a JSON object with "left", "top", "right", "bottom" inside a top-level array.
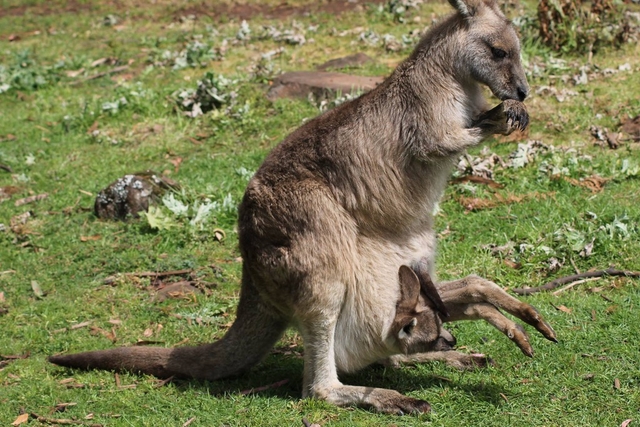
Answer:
[{"left": 1, "top": 1, "right": 640, "bottom": 426}]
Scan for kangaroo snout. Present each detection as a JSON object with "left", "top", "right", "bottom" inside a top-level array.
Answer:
[{"left": 517, "top": 85, "right": 528, "bottom": 102}]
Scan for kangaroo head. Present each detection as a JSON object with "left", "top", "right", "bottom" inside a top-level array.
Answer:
[
  {"left": 392, "top": 266, "right": 455, "bottom": 354},
  {"left": 449, "top": 0, "right": 529, "bottom": 102}
]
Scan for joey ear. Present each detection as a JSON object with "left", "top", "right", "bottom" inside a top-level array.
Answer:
[
  {"left": 412, "top": 266, "right": 449, "bottom": 318},
  {"left": 398, "top": 317, "right": 417, "bottom": 340},
  {"left": 398, "top": 265, "right": 421, "bottom": 311}
]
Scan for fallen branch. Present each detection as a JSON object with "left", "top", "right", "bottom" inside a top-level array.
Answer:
[
  {"left": 30, "top": 412, "right": 103, "bottom": 426},
  {"left": 551, "top": 277, "right": 601, "bottom": 296},
  {"left": 15, "top": 193, "right": 48, "bottom": 207},
  {"left": 513, "top": 268, "right": 640, "bottom": 295},
  {"left": 71, "top": 65, "right": 129, "bottom": 85}
]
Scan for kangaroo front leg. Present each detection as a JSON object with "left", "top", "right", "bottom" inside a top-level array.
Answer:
[
  {"left": 437, "top": 275, "right": 557, "bottom": 348},
  {"left": 437, "top": 100, "right": 530, "bottom": 156},
  {"left": 299, "top": 313, "right": 431, "bottom": 415}
]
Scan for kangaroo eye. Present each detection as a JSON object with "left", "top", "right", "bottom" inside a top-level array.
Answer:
[{"left": 491, "top": 47, "right": 507, "bottom": 59}]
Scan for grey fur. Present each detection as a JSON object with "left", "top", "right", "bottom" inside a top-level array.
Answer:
[{"left": 50, "top": 0, "right": 556, "bottom": 414}]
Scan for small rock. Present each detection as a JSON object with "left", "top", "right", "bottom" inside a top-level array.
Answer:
[
  {"left": 316, "top": 53, "right": 375, "bottom": 71},
  {"left": 94, "top": 171, "right": 179, "bottom": 221},
  {"left": 266, "top": 71, "right": 383, "bottom": 101}
]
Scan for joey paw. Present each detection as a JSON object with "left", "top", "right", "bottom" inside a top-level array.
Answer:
[{"left": 502, "top": 99, "right": 529, "bottom": 134}]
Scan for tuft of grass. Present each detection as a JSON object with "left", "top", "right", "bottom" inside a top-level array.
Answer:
[{"left": 1, "top": 0, "right": 639, "bottom": 426}]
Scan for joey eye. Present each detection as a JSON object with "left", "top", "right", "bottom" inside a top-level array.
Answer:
[{"left": 491, "top": 46, "right": 507, "bottom": 59}]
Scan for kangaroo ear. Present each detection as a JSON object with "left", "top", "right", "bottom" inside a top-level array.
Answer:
[
  {"left": 398, "top": 317, "right": 417, "bottom": 340},
  {"left": 447, "top": 0, "right": 488, "bottom": 17},
  {"left": 398, "top": 265, "right": 421, "bottom": 312}
]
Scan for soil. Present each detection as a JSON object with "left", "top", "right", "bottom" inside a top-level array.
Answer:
[{"left": 0, "top": 0, "right": 388, "bottom": 21}]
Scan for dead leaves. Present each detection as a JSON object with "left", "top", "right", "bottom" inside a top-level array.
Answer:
[
  {"left": 457, "top": 191, "right": 554, "bottom": 212},
  {"left": 620, "top": 115, "right": 640, "bottom": 142},
  {"left": 553, "top": 174, "right": 609, "bottom": 193},
  {"left": 11, "top": 414, "right": 28, "bottom": 426}
]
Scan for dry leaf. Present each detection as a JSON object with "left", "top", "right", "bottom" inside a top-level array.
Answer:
[
  {"left": 31, "top": 280, "right": 44, "bottom": 298},
  {"left": 52, "top": 402, "right": 77, "bottom": 413},
  {"left": 169, "top": 157, "right": 183, "bottom": 172},
  {"left": 621, "top": 419, "right": 633, "bottom": 427},
  {"left": 214, "top": 229, "right": 226, "bottom": 241},
  {"left": 606, "top": 305, "right": 618, "bottom": 314},
  {"left": 0, "top": 291, "right": 5, "bottom": 303},
  {"left": 143, "top": 328, "right": 153, "bottom": 337},
  {"left": 80, "top": 235, "right": 101, "bottom": 242},
  {"left": 614, "top": 378, "right": 621, "bottom": 389},
  {"left": 91, "top": 57, "right": 108, "bottom": 67},
  {"left": 557, "top": 305, "right": 572, "bottom": 314},
  {"left": 503, "top": 259, "right": 522, "bottom": 269},
  {"left": 65, "top": 68, "right": 85, "bottom": 78},
  {"left": 11, "top": 413, "right": 28, "bottom": 426}
]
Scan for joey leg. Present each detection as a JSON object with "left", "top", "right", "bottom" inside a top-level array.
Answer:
[
  {"left": 436, "top": 275, "right": 557, "bottom": 349},
  {"left": 384, "top": 351, "right": 493, "bottom": 371}
]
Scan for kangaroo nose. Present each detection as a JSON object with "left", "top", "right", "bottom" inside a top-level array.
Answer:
[{"left": 517, "top": 86, "right": 528, "bottom": 101}]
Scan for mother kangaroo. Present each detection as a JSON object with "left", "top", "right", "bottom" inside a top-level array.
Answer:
[{"left": 50, "top": 0, "right": 556, "bottom": 414}]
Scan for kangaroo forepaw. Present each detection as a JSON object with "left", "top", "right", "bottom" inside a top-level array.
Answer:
[
  {"left": 472, "top": 99, "right": 529, "bottom": 136},
  {"left": 503, "top": 99, "right": 529, "bottom": 134}
]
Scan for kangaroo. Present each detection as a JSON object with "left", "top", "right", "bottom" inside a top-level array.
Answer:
[{"left": 50, "top": 0, "right": 557, "bottom": 414}]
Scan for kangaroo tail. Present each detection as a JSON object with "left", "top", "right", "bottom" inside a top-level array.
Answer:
[{"left": 49, "top": 274, "right": 288, "bottom": 381}]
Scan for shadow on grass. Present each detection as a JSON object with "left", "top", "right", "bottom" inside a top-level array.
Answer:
[
  {"left": 48, "top": 351, "right": 508, "bottom": 406},
  {"left": 164, "top": 353, "right": 507, "bottom": 407}
]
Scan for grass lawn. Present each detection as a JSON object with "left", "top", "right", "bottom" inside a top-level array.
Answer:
[{"left": 1, "top": 0, "right": 640, "bottom": 425}]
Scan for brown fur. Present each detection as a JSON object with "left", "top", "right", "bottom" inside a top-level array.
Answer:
[{"left": 50, "top": 0, "right": 556, "bottom": 414}]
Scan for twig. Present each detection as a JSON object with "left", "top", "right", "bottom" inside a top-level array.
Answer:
[
  {"left": 182, "top": 417, "right": 196, "bottom": 427},
  {"left": 0, "top": 163, "right": 12, "bottom": 173},
  {"left": 15, "top": 193, "right": 48, "bottom": 207},
  {"left": 30, "top": 412, "right": 103, "bottom": 426},
  {"left": 569, "top": 257, "right": 581, "bottom": 275},
  {"left": 551, "top": 277, "right": 601, "bottom": 296},
  {"left": 128, "top": 269, "right": 192, "bottom": 278},
  {"left": 71, "top": 65, "right": 129, "bottom": 85},
  {"left": 513, "top": 268, "right": 640, "bottom": 295}
]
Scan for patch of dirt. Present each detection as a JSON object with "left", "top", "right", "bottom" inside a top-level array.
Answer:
[
  {"left": 1, "top": 0, "right": 388, "bottom": 22},
  {"left": 174, "top": 0, "right": 388, "bottom": 22},
  {"left": 0, "top": 0, "right": 91, "bottom": 18}
]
